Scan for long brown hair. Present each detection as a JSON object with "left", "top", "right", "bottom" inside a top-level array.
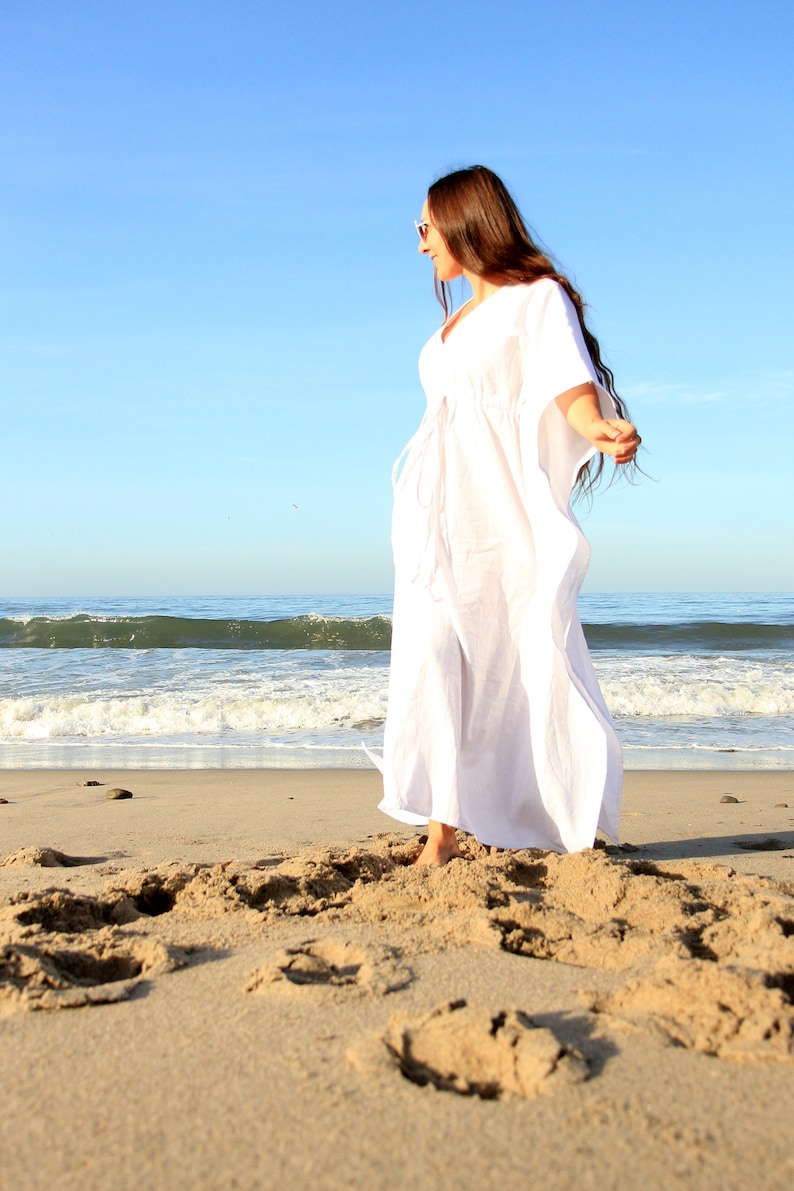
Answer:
[{"left": 427, "top": 165, "right": 630, "bottom": 493}]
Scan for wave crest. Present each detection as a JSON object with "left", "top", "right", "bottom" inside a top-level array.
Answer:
[{"left": 0, "top": 614, "right": 393, "bottom": 651}]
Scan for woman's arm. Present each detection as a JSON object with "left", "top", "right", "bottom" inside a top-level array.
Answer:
[{"left": 555, "top": 382, "right": 640, "bottom": 465}]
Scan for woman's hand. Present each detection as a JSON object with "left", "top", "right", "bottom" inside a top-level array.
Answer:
[
  {"left": 556, "top": 384, "right": 641, "bottom": 464},
  {"left": 584, "top": 417, "right": 641, "bottom": 464}
]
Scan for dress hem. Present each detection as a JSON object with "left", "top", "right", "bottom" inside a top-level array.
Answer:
[{"left": 377, "top": 797, "right": 616, "bottom": 853}]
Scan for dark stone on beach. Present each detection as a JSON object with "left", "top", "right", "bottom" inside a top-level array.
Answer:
[
  {"left": 106, "top": 788, "right": 133, "bottom": 801},
  {"left": 774, "top": 803, "right": 789, "bottom": 809},
  {"left": 80, "top": 780, "right": 103, "bottom": 787},
  {"left": 734, "top": 837, "right": 787, "bottom": 852},
  {"left": 720, "top": 795, "right": 739, "bottom": 804},
  {"left": 0, "top": 798, "right": 8, "bottom": 804}
]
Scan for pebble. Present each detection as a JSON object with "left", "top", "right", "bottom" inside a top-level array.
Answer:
[
  {"left": 80, "top": 780, "right": 103, "bottom": 787},
  {"left": 774, "top": 802, "right": 789, "bottom": 809},
  {"left": 720, "top": 795, "right": 739, "bottom": 804},
  {"left": 0, "top": 798, "right": 8, "bottom": 805},
  {"left": 106, "top": 788, "right": 133, "bottom": 800}
]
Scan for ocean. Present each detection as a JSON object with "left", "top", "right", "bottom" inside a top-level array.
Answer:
[{"left": 0, "top": 593, "right": 791, "bottom": 770}]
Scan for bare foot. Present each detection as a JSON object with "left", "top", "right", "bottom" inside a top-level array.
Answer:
[{"left": 414, "top": 821, "right": 464, "bottom": 866}]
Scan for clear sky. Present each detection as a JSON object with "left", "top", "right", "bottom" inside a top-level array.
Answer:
[{"left": 2, "top": 0, "right": 792, "bottom": 595}]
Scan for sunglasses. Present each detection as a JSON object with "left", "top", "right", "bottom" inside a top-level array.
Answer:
[{"left": 414, "top": 220, "right": 430, "bottom": 241}]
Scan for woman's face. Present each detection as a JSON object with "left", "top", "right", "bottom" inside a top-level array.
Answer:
[{"left": 418, "top": 199, "right": 464, "bottom": 283}]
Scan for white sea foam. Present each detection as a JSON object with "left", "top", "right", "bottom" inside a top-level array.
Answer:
[
  {"left": 0, "top": 655, "right": 791, "bottom": 746},
  {"left": 0, "top": 688, "right": 388, "bottom": 740},
  {"left": 598, "top": 656, "right": 794, "bottom": 718}
]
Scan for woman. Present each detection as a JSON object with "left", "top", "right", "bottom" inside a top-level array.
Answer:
[{"left": 373, "top": 166, "right": 640, "bottom": 866}]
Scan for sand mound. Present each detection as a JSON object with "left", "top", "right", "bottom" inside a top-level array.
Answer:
[
  {"left": 591, "top": 959, "right": 794, "bottom": 1061},
  {"left": 352, "top": 999, "right": 588, "bottom": 1099},
  {"left": 106, "top": 850, "right": 393, "bottom": 920},
  {"left": 1, "top": 846, "right": 100, "bottom": 868}
]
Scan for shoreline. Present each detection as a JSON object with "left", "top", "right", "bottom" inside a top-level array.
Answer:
[
  {"left": 1, "top": 767, "right": 793, "bottom": 1190},
  {"left": 0, "top": 745, "right": 792, "bottom": 771}
]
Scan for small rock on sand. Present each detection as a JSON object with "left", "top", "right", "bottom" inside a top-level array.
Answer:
[
  {"left": 106, "top": 788, "right": 133, "bottom": 801},
  {"left": 774, "top": 803, "right": 789, "bottom": 809},
  {"left": 80, "top": 780, "right": 103, "bottom": 787},
  {"left": 720, "top": 795, "right": 739, "bottom": 804},
  {"left": 0, "top": 798, "right": 8, "bottom": 805}
]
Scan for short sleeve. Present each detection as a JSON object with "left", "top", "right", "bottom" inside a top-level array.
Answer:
[
  {"left": 518, "top": 279, "right": 616, "bottom": 502},
  {"left": 519, "top": 279, "right": 599, "bottom": 409}
]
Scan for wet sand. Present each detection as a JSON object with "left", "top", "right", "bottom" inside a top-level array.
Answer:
[{"left": 1, "top": 769, "right": 792, "bottom": 1190}]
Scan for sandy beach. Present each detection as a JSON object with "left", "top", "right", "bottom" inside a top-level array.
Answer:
[{"left": 1, "top": 768, "right": 793, "bottom": 1190}]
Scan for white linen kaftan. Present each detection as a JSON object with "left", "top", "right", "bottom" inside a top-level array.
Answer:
[{"left": 375, "top": 278, "right": 623, "bottom": 853}]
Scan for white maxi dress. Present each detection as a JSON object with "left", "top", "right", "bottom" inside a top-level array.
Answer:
[{"left": 374, "top": 278, "right": 623, "bottom": 853}]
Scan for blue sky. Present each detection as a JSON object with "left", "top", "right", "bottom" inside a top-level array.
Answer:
[{"left": 2, "top": 0, "right": 792, "bottom": 595}]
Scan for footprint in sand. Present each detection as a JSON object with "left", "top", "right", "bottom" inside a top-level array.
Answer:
[
  {"left": 4, "top": 888, "right": 139, "bottom": 933},
  {"left": 0, "top": 887, "right": 187, "bottom": 1016},
  {"left": 245, "top": 938, "right": 412, "bottom": 997},
  {"left": 0, "top": 933, "right": 185, "bottom": 1015},
  {"left": 349, "top": 999, "right": 588, "bottom": 1100}
]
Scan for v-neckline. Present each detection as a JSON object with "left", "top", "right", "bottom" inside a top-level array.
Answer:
[{"left": 440, "top": 284, "right": 509, "bottom": 344}]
